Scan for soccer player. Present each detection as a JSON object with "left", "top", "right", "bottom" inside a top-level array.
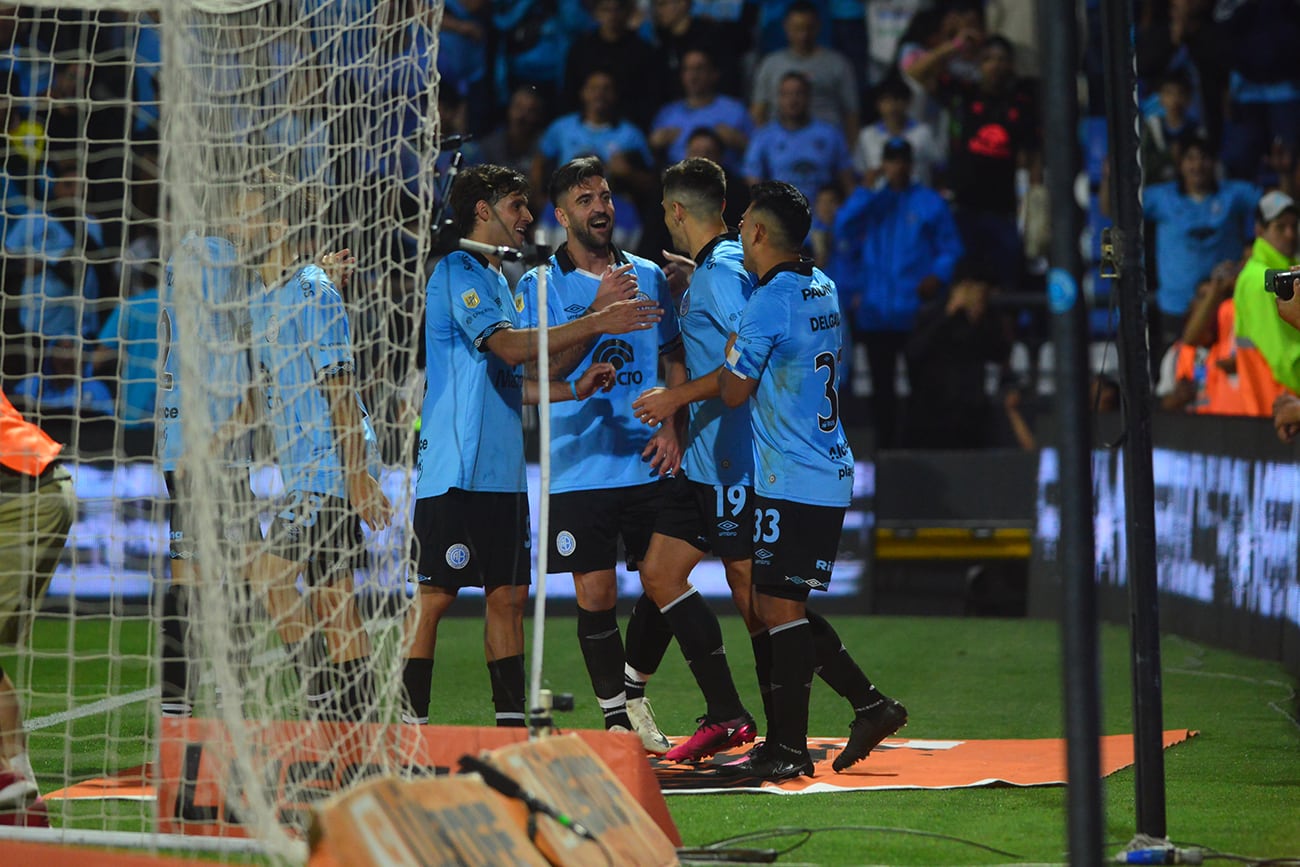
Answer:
[
  {"left": 0, "top": 389, "right": 75, "bottom": 827},
  {"left": 626, "top": 157, "right": 761, "bottom": 763},
  {"left": 516, "top": 156, "right": 683, "bottom": 752},
  {"left": 242, "top": 182, "right": 394, "bottom": 723},
  {"left": 404, "top": 163, "right": 660, "bottom": 728},
  {"left": 638, "top": 160, "right": 905, "bottom": 773},
  {"left": 719, "top": 181, "right": 907, "bottom": 780}
]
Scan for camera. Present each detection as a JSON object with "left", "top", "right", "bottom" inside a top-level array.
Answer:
[{"left": 1264, "top": 267, "right": 1300, "bottom": 301}]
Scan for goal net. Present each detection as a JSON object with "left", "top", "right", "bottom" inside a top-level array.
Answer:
[{"left": 1, "top": 0, "right": 436, "bottom": 859}]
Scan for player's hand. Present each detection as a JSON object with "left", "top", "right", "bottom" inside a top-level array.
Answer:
[
  {"left": 318, "top": 248, "right": 357, "bottom": 290},
  {"left": 642, "top": 423, "right": 682, "bottom": 477},
  {"left": 632, "top": 386, "right": 680, "bottom": 428},
  {"left": 595, "top": 297, "right": 662, "bottom": 335},
  {"left": 574, "top": 362, "right": 616, "bottom": 399},
  {"left": 592, "top": 262, "right": 638, "bottom": 312},
  {"left": 662, "top": 250, "right": 695, "bottom": 297},
  {"left": 348, "top": 473, "right": 393, "bottom": 531}
]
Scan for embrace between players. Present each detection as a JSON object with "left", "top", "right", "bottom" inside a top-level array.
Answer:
[{"left": 407, "top": 156, "right": 906, "bottom": 782}]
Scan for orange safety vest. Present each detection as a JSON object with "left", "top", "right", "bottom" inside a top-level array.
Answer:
[{"left": 0, "top": 389, "right": 63, "bottom": 477}]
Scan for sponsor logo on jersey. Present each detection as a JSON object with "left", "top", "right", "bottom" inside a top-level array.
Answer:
[
  {"left": 556, "top": 530, "right": 576, "bottom": 557},
  {"left": 462, "top": 290, "right": 480, "bottom": 309},
  {"left": 593, "top": 339, "right": 641, "bottom": 385},
  {"left": 445, "top": 543, "right": 470, "bottom": 569}
]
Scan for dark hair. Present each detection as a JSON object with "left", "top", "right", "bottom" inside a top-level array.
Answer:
[
  {"left": 786, "top": 0, "right": 820, "bottom": 20},
  {"left": 549, "top": 155, "right": 606, "bottom": 206},
  {"left": 748, "top": 180, "right": 811, "bottom": 249},
  {"left": 1158, "top": 69, "right": 1192, "bottom": 93},
  {"left": 951, "top": 256, "right": 999, "bottom": 288},
  {"left": 662, "top": 157, "right": 727, "bottom": 215},
  {"left": 874, "top": 72, "right": 912, "bottom": 103},
  {"left": 779, "top": 70, "right": 812, "bottom": 91},
  {"left": 447, "top": 164, "right": 529, "bottom": 238},
  {"left": 982, "top": 34, "right": 1015, "bottom": 61},
  {"left": 685, "top": 126, "right": 724, "bottom": 150},
  {"left": 1177, "top": 133, "right": 1213, "bottom": 159}
]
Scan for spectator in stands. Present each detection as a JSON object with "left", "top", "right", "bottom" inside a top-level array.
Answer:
[
  {"left": 899, "top": 1, "right": 985, "bottom": 87},
  {"left": 436, "top": 0, "right": 488, "bottom": 125},
  {"left": 691, "top": 0, "right": 759, "bottom": 62},
  {"left": 833, "top": 137, "right": 963, "bottom": 448},
  {"left": 853, "top": 73, "right": 940, "bottom": 187},
  {"left": 903, "top": 260, "right": 1011, "bottom": 448},
  {"left": 866, "top": 0, "right": 932, "bottom": 86},
  {"left": 649, "top": 48, "right": 752, "bottom": 169},
  {"left": 742, "top": 71, "right": 855, "bottom": 203},
  {"left": 1122, "top": 136, "right": 1259, "bottom": 356},
  {"left": 984, "top": 0, "right": 1040, "bottom": 81},
  {"left": 492, "top": 0, "right": 592, "bottom": 106},
  {"left": 563, "top": 0, "right": 658, "bottom": 128},
  {"left": 1141, "top": 70, "right": 1206, "bottom": 187},
  {"left": 914, "top": 34, "right": 1037, "bottom": 295},
  {"left": 533, "top": 68, "right": 656, "bottom": 207},
  {"left": 650, "top": 0, "right": 743, "bottom": 99},
  {"left": 750, "top": 1, "right": 860, "bottom": 142},
  {"left": 479, "top": 84, "right": 548, "bottom": 183},
  {"left": 0, "top": 388, "right": 75, "bottom": 828},
  {"left": 1232, "top": 190, "right": 1300, "bottom": 408},
  {"left": 1215, "top": 0, "right": 1300, "bottom": 183},
  {"left": 1137, "top": 0, "right": 1225, "bottom": 149},
  {"left": 11, "top": 337, "right": 113, "bottom": 419}
]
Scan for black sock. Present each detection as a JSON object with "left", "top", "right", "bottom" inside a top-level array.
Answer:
[
  {"left": 751, "top": 630, "right": 773, "bottom": 728},
  {"left": 487, "top": 654, "right": 526, "bottom": 727},
  {"left": 402, "top": 657, "right": 434, "bottom": 723},
  {"left": 662, "top": 590, "right": 745, "bottom": 722},
  {"left": 333, "top": 658, "right": 375, "bottom": 722},
  {"left": 767, "top": 619, "right": 814, "bottom": 756},
  {"left": 807, "top": 609, "right": 881, "bottom": 713},
  {"left": 161, "top": 584, "right": 193, "bottom": 715},
  {"left": 577, "top": 606, "right": 630, "bottom": 729},
  {"left": 624, "top": 593, "right": 673, "bottom": 700}
]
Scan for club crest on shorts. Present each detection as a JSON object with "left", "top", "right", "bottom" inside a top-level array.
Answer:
[
  {"left": 556, "top": 530, "right": 576, "bottom": 557},
  {"left": 461, "top": 289, "right": 480, "bottom": 309},
  {"left": 445, "top": 543, "right": 470, "bottom": 569}
]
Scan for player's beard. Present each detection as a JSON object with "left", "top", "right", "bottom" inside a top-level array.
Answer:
[{"left": 571, "top": 216, "right": 613, "bottom": 254}]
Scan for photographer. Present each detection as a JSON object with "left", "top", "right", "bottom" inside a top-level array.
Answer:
[
  {"left": 1269, "top": 270, "right": 1300, "bottom": 443},
  {"left": 1230, "top": 191, "right": 1299, "bottom": 415}
]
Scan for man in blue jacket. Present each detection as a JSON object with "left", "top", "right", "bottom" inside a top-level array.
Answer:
[{"left": 833, "top": 137, "right": 963, "bottom": 448}]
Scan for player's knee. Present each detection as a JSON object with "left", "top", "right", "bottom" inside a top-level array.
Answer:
[{"left": 573, "top": 572, "right": 617, "bottom": 611}]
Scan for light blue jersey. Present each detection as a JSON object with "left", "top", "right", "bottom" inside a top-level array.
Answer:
[
  {"left": 725, "top": 258, "right": 853, "bottom": 507},
  {"left": 249, "top": 263, "right": 377, "bottom": 498},
  {"left": 679, "top": 233, "right": 754, "bottom": 486},
  {"left": 518, "top": 244, "right": 680, "bottom": 493},
  {"left": 416, "top": 250, "right": 525, "bottom": 498},
  {"left": 156, "top": 234, "right": 250, "bottom": 472}
]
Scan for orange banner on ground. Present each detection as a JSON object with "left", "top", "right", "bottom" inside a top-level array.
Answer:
[
  {"left": 154, "top": 719, "right": 679, "bottom": 845},
  {"left": 651, "top": 730, "right": 1199, "bottom": 794}
]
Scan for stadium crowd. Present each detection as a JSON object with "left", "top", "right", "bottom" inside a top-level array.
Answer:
[{"left": 1, "top": 0, "right": 1299, "bottom": 453}]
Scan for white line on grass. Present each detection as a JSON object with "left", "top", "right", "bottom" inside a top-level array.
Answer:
[{"left": 24, "top": 687, "right": 154, "bottom": 732}]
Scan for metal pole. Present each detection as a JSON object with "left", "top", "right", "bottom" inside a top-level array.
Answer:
[
  {"left": 1099, "top": 0, "right": 1168, "bottom": 838},
  {"left": 1038, "top": 3, "right": 1104, "bottom": 864}
]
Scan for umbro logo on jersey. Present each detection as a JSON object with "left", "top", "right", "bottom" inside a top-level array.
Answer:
[
  {"left": 754, "top": 548, "right": 774, "bottom": 561},
  {"left": 564, "top": 303, "right": 587, "bottom": 317},
  {"left": 718, "top": 520, "right": 739, "bottom": 535}
]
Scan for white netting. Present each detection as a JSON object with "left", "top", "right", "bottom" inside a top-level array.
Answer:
[{"left": 1, "top": 1, "right": 437, "bottom": 860}]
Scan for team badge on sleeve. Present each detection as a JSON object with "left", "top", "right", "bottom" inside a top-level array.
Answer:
[
  {"left": 514, "top": 293, "right": 526, "bottom": 313},
  {"left": 461, "top": 289, "right": 480, "bottom": 309}
]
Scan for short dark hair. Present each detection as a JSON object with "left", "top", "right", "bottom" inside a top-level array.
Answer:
[
  {"left": 748, "top": 180, "right": 811, "bottom": 250},
  {"left": 874, "top": 73, "right": 911, "bottom": 103},
  {"left": 663, "top": 157, "right": 726, "bottom": 216},
  {"left": 786, "top": 0, "right": 819, "bottom": 20},
  {"left": 779, "top": 70, "right": 812, "bottom": 91},
  {"left": 549, "top": 155, "right": 607, "bottom": 206},
  {"left": 447, "top": 164, "right": 529, "bottom": 238}
]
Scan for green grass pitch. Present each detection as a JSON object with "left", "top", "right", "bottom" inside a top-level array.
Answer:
[{"left": 3, "top": 612, "right": 1298, "bottom": 865}]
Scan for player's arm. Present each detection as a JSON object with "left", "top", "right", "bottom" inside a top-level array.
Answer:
[
  {"left": 522, "top": 362, "right": 616, "bottom": 406},
  {"left": 523, "top": 263, "right": 642, "bottom": 380},
  {"left": 323, "top": 369, "right": 392, "bottom": 531},
  {"left": 632, "top": 361, "right": 723, "bottom": 428},
  {"left": 640, "top": 344, "right": 688, "bottom": 475},
  {"left": 719, "top": 332, "right": 760, "bottom": 408},
  {"left": 485, "top": 296, "right": 661, "bottom": 367}
]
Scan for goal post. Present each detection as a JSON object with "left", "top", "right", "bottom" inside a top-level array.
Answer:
[{"left": 1, "top": 0, "right": 440, "bottom": 858}]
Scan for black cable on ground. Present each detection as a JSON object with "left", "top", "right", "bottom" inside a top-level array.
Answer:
[{"left": 700, "top": 824, "right": 1023, "bottom": 860}]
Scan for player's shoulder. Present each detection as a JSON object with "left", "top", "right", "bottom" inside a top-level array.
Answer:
[
  {"left": 429, "top": 250, "right": 491, "bottom": 285},
  {"left": 622, "top": 249, "right": 666, "bottom": 279}
]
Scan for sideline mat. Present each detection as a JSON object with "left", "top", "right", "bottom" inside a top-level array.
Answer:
[
  {"left": 45, "top": 730, "right": 1198, "bottom": 800},
  {"left": 650, "top": 730, "right": 1198, "bottom": 794}
]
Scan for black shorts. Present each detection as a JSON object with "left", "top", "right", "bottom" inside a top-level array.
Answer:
[
  {"left": 265, "top": 491, "right": 366, "bottom": 585},
  {"left": 164, "top": 469, "right": 261, "bottom": 561},
  {"left": 411, "top": 489, "right": 530, "bottom": 589},
  {"left": 750, "top": 495, "right": 845, "bottom": 601},
  {"left": 547, "top": 481, "right": 664, "bottom": 574},
  {"left": 653, "top": 473, "right": 753, "bottom": 560}
]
